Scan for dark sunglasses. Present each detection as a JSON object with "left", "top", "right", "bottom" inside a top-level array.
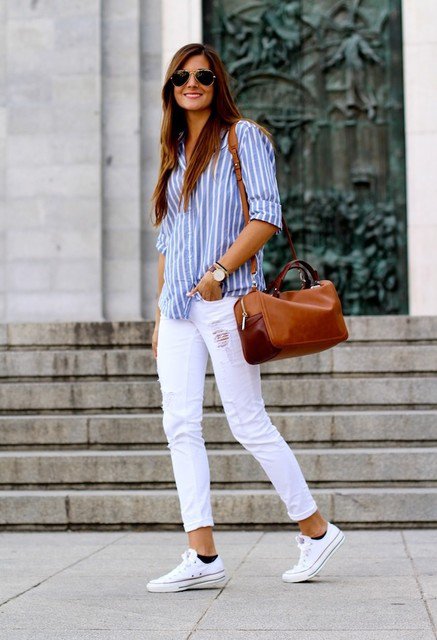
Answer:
[{"left": 170, "top": 68, "right": 216, "bottom": 87}]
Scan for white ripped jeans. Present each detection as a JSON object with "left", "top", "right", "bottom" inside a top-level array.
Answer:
[{"left": 156, "top": 294, "right": 318, "bottom": 533}]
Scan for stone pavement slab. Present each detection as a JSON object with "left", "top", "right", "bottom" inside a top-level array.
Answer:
[{"left": 0, "top": 530, "right": 435, "bottom": 639}]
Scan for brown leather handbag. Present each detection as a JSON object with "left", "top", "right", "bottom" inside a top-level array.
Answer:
[{"left": 228, "top": 121, "right": 349, "bottom": 365}]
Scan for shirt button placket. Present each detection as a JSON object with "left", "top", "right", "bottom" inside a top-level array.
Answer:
[{"left": 184, "top": 206, "right": 193, "bottom": 319}]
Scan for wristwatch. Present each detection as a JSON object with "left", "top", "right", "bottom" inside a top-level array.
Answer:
[{"left": 208, "top": 263, "right": 228, "bottom": 283}]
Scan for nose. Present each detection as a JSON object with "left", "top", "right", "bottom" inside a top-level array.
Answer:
[{"left": 186, "top": 72, "right": 199, "bottom": 88}]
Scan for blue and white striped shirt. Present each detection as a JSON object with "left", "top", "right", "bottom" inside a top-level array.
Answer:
[{"left": 156, "top": 119, "right": 283, "bottom": 319}]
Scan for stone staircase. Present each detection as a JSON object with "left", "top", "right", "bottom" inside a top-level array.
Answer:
[{"left": 0, "top": 317, "right": 436, "bottom": 530}]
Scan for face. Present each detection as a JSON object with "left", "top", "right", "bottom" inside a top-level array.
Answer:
[{"left": 172, "top": 54, "right": 215, "bottom": 114}]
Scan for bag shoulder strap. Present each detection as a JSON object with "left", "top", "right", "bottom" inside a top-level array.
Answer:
[
  {"left": 228, "top": 121, "right": 298, "bottom": 264},
  {"left": 228, "top": 122, "right": 257, "bottom": 277}
]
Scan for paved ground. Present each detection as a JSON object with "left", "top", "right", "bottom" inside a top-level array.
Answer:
[{"left": 0, "top": 529, "right": 436, "bottom": 639}]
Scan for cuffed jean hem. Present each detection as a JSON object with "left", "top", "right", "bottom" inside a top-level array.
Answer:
[
  {"left": 183, "top": 518, "right": 215, "bottom": 533},
  {"left": 287, "top": 501, "right": 319, "bottom": 522}
]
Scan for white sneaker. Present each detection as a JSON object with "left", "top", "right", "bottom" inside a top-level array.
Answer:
[
  {"left": 282, "top": 521, "right": 345, "bottom": 583},
  {"left": 146, "top": 548, "right": 226, "bottom": 593}
]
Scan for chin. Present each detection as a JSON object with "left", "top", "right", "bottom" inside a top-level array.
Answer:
[{"left": 183, "top": 103, "right": 207, "bottom": 110}]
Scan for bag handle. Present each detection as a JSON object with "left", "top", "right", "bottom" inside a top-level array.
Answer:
[
  {"left": 266, "top": 259, "right": 320, "bottom": 296},
  {"left": 227, "top": 121, "right": 299, "bottom": 284}
]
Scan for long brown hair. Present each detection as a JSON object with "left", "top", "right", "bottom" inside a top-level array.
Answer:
[{"left": 151, "top": 42, "right": 273, "bottom": 226}]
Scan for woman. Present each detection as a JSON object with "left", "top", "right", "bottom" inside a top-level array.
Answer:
[{"left": 147, "top": 43, "right": 345, "bottom": 593}]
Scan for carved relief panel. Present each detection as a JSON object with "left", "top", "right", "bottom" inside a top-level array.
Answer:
[{"left": 203, "top": 0, "right": 408, "bottom": 314}]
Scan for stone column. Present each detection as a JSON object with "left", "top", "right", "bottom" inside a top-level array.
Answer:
[
  {"left": 403, "top": 0, "right": 437, "bottom": 315},
  {"left": 0, "top": 1, "right": 6, "bottom": 319},
  {"left": 101, "top": 0, "right": 142, "bottom": 319},
  {"left": 141, "top": 0, "right": 202, "bottom": 319},
  {"left": 161, "top": 0, "right": 202, "bottom": 75},
  {"left": 140, "top": 0, "right": 162, "bottom": 320},
  {"left": 3, "top": 0, "right": 103, "bottom": 322}
]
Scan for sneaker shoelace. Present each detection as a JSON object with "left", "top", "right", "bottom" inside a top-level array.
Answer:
[
  {"left": 293, "top": 534, "right": 313, "bottom": 570},
  {"left": 170, "top": 548, "right": 199, "bottom": 576}
]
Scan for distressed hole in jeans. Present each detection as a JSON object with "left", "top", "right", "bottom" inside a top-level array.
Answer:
[
  {"left": 213, "top": 328, "right": 230, "bottom": 348},
  {"left": 213, "top": 326, "right": 240, "bottom": 365},
  {"left": 162, "top": 390, "right": 176, "bottom": 412}
]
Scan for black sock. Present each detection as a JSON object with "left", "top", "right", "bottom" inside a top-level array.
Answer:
[
  {"left": 311, "top": 530, "right": 327, "bottom": 540},
  {"left": 197, "top": 553, "right": 218, "bottom": 564}
]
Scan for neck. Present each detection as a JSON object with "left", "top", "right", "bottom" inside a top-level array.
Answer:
[{"left": 185, "top": 109, "right": 211, "bottom": 142}]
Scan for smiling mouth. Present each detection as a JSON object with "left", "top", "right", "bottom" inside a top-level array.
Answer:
[{"left": 184, "top": 93, "right": 202, "bottom": 97}]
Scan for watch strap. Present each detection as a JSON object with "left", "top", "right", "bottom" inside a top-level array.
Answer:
[{"left": 209, "top": 263, "right": 228, "bottom": 277}]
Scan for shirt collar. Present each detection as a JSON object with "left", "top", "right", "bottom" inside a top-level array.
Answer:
[
  {"left": 219, "top": 126, "right": 230, "bottom": 149},
  {"left": 177, "top": 126, "right": 230, "bottom": 158}
]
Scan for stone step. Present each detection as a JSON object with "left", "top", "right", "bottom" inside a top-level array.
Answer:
[
  {"left": 0, "top": 448, "right": 435, "bottom": 487},
  {"left": 1, "top": 345, "right": 436, "bottom": 378},
  {"left": 1, "top": 411, "right": 436, "bottom": 449},
  {"left": 1, "top": 378, "right": 436, "bottom": 412},
  {"left": 2, "top": 316, "right": 437, "bottom": 348},
  {"left": 1, "top": 487, "right": 436, "bottom": 528},
  {"left": 0, "top": 322, "right": 153, "bottom": 348}
]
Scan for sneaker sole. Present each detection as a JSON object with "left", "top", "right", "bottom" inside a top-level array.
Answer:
[
  {"left": 282, "top": 531, "right": 346, "bottom": 583},
  {"left": 147, "top": 571, "right": 226, "bottom": 593}
]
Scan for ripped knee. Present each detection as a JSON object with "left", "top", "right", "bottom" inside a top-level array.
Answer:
[{"left": 161, "top": 390, "right": 176, "bottom": 412}]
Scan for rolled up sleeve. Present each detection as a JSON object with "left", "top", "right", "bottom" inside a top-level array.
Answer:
[
  {"left": 238, "top": 122, "right": 283, "bottom": 234},
  {"left": 155, "top": 219, "right": 168, "bottom": 255}
]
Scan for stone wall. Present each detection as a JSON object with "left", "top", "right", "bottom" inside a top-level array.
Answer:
[
  {"left": 1, "top": 0, "right": 103, "bottom": 322},
  {"left": 0, "top": 0, "right": 163, "bottom": 322}
]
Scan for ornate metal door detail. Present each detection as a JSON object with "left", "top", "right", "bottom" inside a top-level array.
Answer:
[{"left": 203, "top": 0, "right": 408, "bottom": 314}]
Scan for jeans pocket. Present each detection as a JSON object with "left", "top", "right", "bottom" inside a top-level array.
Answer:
[{"left": 200, "top": 295, "right": 226, "bottom": 303}]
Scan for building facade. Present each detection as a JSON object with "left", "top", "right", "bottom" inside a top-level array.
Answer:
[{"left": 0, "top": 0, "right": 435, "bottom": 322}]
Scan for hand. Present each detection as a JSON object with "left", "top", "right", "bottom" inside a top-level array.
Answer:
[
  {"left": 186, "top": 271, "right": 223, "bottom": 301},
  {"left": 152, "top": 320, "right": 159, "bottom": 359}
]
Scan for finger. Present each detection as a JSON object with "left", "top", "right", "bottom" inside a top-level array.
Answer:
[{"left": 186, "top": 285, "right": 198, "bottom": 297}]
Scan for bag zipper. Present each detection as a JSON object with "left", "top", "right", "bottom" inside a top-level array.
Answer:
[{"left": 241, "top": 297, "right": 248, "bottom": 330}]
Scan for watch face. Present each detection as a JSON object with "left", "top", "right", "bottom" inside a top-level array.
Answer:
[{"left": 213, "top": 268, "right": 226, "bottom": 282}]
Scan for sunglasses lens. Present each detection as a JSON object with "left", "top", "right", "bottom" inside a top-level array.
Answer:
[
  {"left": 171, "top": 70, "right": 189, "bottom": 86},
  {"left": 196, "top": 70, "right": 214, "bottom": 86}
]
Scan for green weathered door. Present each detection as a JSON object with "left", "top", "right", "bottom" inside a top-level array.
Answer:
[{"left": 203, "top": 0, "right": 408, "bottom": 314}]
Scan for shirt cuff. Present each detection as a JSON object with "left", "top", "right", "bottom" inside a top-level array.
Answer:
[
  {"left": 155, "top": 237, "right": 167, "bottom": 254},
  {"left": 249, "top": 199, "right": 283, "bottom": 234}
]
